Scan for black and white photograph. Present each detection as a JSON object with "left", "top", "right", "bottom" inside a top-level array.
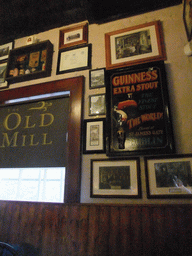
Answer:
[
  {"left": 89, "top": 94, "right": 106, "bottom": 116},
  {"left": 0, "top": 42, "right": 13, "bottom": 61},
  {"left": 0, "top": 62, "right": 8, "bottom": 89},
  {"left": 89, "top": 68, "right": 105, "bottom": 89}
]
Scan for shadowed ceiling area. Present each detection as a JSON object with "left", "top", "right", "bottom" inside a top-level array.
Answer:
[{"left": 0, "top": 0, "right": 182, "bottom": 44}]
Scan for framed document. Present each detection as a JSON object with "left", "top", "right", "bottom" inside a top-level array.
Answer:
[{"left": 57, "top": 44, "right": 92, "bottom": 74}]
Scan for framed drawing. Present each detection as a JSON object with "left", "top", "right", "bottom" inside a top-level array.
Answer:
[
  {"left": 83, "top": 119, "right": 106, "bottom": 154},
  {"left": 90, "top": 158, "right": 141, "bottom": 198},
  {"left": 183, "top": 0, "right": 192, "bottom": 41},
  {"left": 0, "top": 42, "right": 13, "bottom": 61},
  {"left": 106, "top": 61, "right": 174, "bottom": 156},
  {"left": 89, "top": 68, "right": 105, "bottom": 89},
  {"left": 57, "top": 44, "right": 92, "bottom": 74},
  {"left": 145, "top": 154, "right": 192, "bottom": 198},
  {"left": 0, "top": 62, "right": 8, "bottom": 89},
  {"left": 105, "top": 20, "right": 166, "bottom": 70},
  {"left": 59, "top": 23, "right": 88, "bottom": 49},
  {"left": 89, "top": 94, "right": 106, "bottom": 116}
]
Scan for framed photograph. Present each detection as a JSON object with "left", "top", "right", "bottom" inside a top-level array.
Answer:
[
  {"left": 145, "top": 154, "right": 192, "bottom": 198},
  {"left": 0, "top": 62, "right": 8, "bottom": 89},
  {"left": 0, "top": 42, "right": 13, "bottom": 61},
  {"left": 89, "top": 94, "right": 106, "bottom": 116},
  {"left": 106, "top": 61, "right": 174, "bottom": 156},
  {"left": 183, "top": 0, "right": 192, "bottom": 41},
  {"left": 89, "top": 68, "right": 105, "bottom": 89},
  {"left": 83, "top": 119, "right": 106, "bottom": 154},
  {"left": 105, "top": 20, "right": 166, "bottom": 70},
  {"left": 59, "top": 23, "right": 88, "bottom": 49},
  {"left": 57, "top": 44, "right": 92, "bottom": 74},
  {"left": 90, "top": 158, "right": 141, "bottom": 198}
]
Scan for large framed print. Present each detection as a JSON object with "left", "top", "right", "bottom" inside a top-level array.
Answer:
[
  {"left": 106, "top": 61, "right": 174, "bottom": 156},
  {"left": 0, "top": 42, "right": 13, "bottom": 61},
  {"left": 91, "top": 158, "right": 141, "bottom": 198},
  {"left": 183, "top": 0, "right": 192, "bottom": 41},
  {"left": 105, "top": 21, "right": 166, "bottom": 70},
  {"left": 145, "top": 154, "right": 192, "bottom": 198},
  {"left": 57, "top": 44, "right": 92, "bottom": 74}
]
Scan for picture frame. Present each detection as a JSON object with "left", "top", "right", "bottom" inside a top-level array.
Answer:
[
  {"left": 0, "top": 42, "right": 13, "bottom": 61},
  {"left": 90, "top": 158, "right": 141, "bottom": 198},
  {"left": 183, "top": 0, "right": 192, "bottom": 41},
  {"left": 144, "top": 154, "right": 192, "bottom": 198},
  {"left": 89, "top": 68, "right": 105, "bottom": 89},
  {"left": 57, "top": 44, "right": 92, "bottom": 74},
  {"left": 89, "top": 93, "right": 106, "bottom": 116},
  {"left": 0, "top": 62, "right": 8, "bottom": 89},
  {"left": 59, "top": 23, "right": 88, "bottom": 49},
  {"left": 105, "top": 20, "right": 166, "bottom": 70},
  {"left": 83, "top": 119, "right": 106, "bottom": 154},
  {"left": 106, "top": 61, "right": 174, "bottom": 156}
]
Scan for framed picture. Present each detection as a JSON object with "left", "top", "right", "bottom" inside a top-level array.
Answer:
[
  {"left": 106, "top": 61, "right": 174, "bottom": 156},
  {"left": 145, "top": 154, "right": 192, "bottom": 198},
  {"left": 105, "top": 20, "right": 166, "bottom": 70},
  {"left": 59, "top": 23, "right": 88, "bottom": 49},
  {"left": 183, "top": 0, "right": 192, "bottom": 41},
  {"left": 83, "top": 119, "right": 106, "bottom": 154},
  {"left": 90, "top": 158, "right": 141, "bottom": 198},
  {"left": 89, "top": 68, "right": 105, "bottom": 89},
  {"left": 57, "top": 44, "right": 92, "bottom": 74},
  {"left": 0, "top": 62, "right": 8, "bottom": 89},
  {"left": 0, "top": 42, "right": 13, "bottom": 61},
  {"left": 89, "top": 94, "right": 106, "bottom": 116}
]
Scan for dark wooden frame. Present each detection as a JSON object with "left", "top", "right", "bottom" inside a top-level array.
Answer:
[
  {"left": 183, "top": 0, "right": 192, "bottom": 41},
  {"left": 5, "top": 40, "right": 53, "bottom": 84},
  {"left": 145, "top": 154, "right": 192, "bottom": 199},
  {"left": 105, "top": 20, "right": 166, "bottom": 70},
  {"left": 0, "top": 77, "right": 84, "bottom": 203},
  {"left": 0, "top": 61, "right": 8, "bottom": 90},
  {"left": 90, "top": 157, "right": 141, "bottom": 198},
  {"left": 89, "top": 68, "right": 105, "bottom": 89},
  {"left": 83, "top": 118, "right": 106, "bottom": 154},
  {"left": 89, "top": 93, "right": 106, "bottom": 116}
]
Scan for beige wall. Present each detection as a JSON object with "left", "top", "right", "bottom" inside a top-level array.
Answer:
[{"left": 13, "top": 4, "right": 192, "bottom": 204}]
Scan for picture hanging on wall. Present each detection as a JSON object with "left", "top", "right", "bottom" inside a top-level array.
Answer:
[
  {"left": 89, "top": 94, "right": 106, "bottom": 116},
  {"left": 0, "top": 42, "right": 13, "bottom": 61},
  {"left": 89, "top": 68, "right": 105, "bottom": 89},
  {"left": 183, "top": 0, "right": 192, "bottom": 41},
  {"left": 90, "top": 158, "right": 141, "bottom": 198},
  {"left": 0, "top": 62, "right": 8, "bottom": 89},
  {"left": 105, "top": 20, "right": 166, "bottom": 70},
  {"left": 105, "top": 61, "right": 174, "bottom": 156},
  {"left": 145, "top": 154, "right": 192, "bottom": 198}
]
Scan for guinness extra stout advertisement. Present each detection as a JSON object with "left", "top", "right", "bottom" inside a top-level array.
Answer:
[{"left": 106, "top": 61, "right": 174, "bottom": 156}]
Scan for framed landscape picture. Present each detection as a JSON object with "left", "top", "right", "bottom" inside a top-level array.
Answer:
[
  {"left": 89, "top": 94, "right": 106, "bottom": 116},
  {"left": 89, "top": 68, "right": 105, "bottom": 89},
  {"left": 91, "top": 158, "right": 141, "bottom": 198},
  {"left": 183, "top": 0, "right": 192, "bottom": 41},
  {"left": 145, "top": 154, "right": 192, "bottom": 198},
  {"left": 0, "top": 42, "right": 13, "bottom": 61}
]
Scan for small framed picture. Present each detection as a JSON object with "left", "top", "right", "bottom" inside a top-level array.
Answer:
[
  {"left": 89, "top": 68, "right": 105, "bottom": 89},
  {"left": 145, "top": 154, "right": 192, "bottom": 198},
  {"left": 105, "top": 20, "right": 166, "bottom": 70},
  {"left": 89, "top": 94, "right": 106, "bottom": 116},
  {"left": 0, "top": 42, "right": 13, "bottom": 61},
  {"left": 0, "top": 62, "right": 8, "bottom": 89},
  {"left": 57, "top": 44, "right": 92, "bottom": 74},
  {"left": 91, "top": 158, "right": 141, "bottom": 198},
  {"left": 59, "top": 23, "right": 88, "bottom": 49},
  {"left": 183, "top": 0, "right": 192, "bottom": 41},
  {"left": 83, "top": 119, "right": 106, "bottom": 154}
]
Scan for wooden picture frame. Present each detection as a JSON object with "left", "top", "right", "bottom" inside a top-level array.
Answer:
[
  {"left": 145, "top": 154, "right": 192, "bottom": 198},
  {"left": 59, "top": 23, "right": 88, "bottom": 49},
  {"left": 57, "top": 44, "right": 92, "bottom": 74},
  {"left": 0, "top": 42, "right": 13, "bottom": 61},
  {"left": 83, "top": 119, "right": 106, "bottom": 154},
  {"left": 106, "top": 61, "right": 174, "bottom": 156},
  {"left": 105, "top": 20, "right": 166, "bottom": 70},
  {"left": 0, "top": 62, "right": 8, "bottom": 90},
  {"left": 89, "top": 93, "right": 106, "bottom": 116},
  {"left": 91, "top": 158, "right": 141, "bottom": 198},
  {"left": 89, "top": 68, "right": 105, "bottom": 89},
  {"left": 183, "top": 0, "right": 192, "bottom": 41}
]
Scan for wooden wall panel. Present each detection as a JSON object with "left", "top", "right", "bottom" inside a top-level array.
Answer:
[{"left": 0, "top": 202, "right": 191, "bottom": 256}]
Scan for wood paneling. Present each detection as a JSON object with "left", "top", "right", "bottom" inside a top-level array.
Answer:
[{"left": 0, "top": 202, "right": 191, "bottom": 256}]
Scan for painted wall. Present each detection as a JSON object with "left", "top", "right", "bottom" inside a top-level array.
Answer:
[{"left": 12, "top": 4, "right": 192, "bottom": 204}]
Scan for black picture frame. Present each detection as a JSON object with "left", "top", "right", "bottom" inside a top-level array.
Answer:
[
  {"left": 145, "top": 154, "right": 192, "bottom": 198},
  {"left": 106, "top": 61, "right": 174, "bottom": 156},
  {"left": 90, "top": 157, "right": 141, "bottom": 198},
  {"left": 83, "top": 118, "right": 106, "bottom": 154},
  {"left": 89, "top": 68, "right": 105, "bottom": 89},
  {"left": 57, "top": 44, "right": 92, "bottom": 74},
  {"left": 89, "top": 93, "right": 106, "bottom": 116},
  {"left": 183, "top": 0, "right": 192, "bottom": 41},
  {"left": 0, "top": 61, "right": 8, "bottom": 90}
]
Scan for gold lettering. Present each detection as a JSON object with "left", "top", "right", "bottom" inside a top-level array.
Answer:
[
  {"left": 23, "top": 116, "right": 36, "bottom": 129},
  {"left": 42, "top": 133, "right": 52, "bottom": 145},
  {"left": 29, "top": 134, "right": 39, "bottom": 146},
  {"left": 0, "top": 132, "right": 19, "bottom": 147},
  {"left": 3, "top": 113, "right": 21, "bottom": 130},
  {"left": 39, "top": 113, "right": 54, "bottom": 127}
]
